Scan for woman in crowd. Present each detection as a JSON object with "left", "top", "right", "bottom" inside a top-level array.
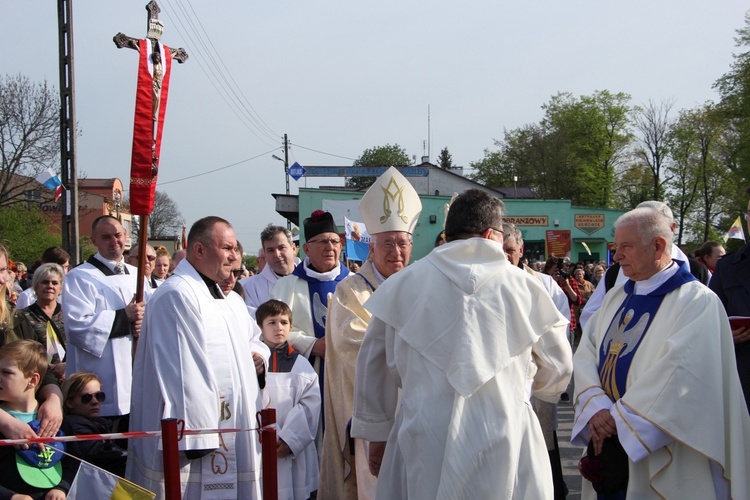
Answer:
[
  {"left": 572, "top": 267, "right": 595, "bottom": 342},
  {"left": 592, "top": 264, "right": 606, "bottom": 286},
  {"left": 5, "top": 259, "right": 20, "bottom": 305},
  {"left": 152, "top": 246, "right": 171, "bottom": 285},
  {"left": 19, "top": 263, "right": 67, "bottom": 384}
]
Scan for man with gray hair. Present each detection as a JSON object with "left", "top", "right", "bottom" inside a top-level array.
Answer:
[
  {"left": 580, "top": 200, "right": 695, "bottom": 330},
  {"left": 352, "top": 188, "right": 572, "bottom": 499},
  {"left": 573, "top": 207, "right": 750, "bottom": 497},
  {"left": 503, "top": 221, "right": 570, "bottom": 499},
  {"left": 321, "top": 167, "right": 422, "bottom": 499},
  {"left": 240, "top": 224, "right": 298, "bottom": 317}
]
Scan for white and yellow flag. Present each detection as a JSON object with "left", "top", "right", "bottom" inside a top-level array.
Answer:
[
  {"left": 724, "top": 216, "right": 746, "bottom": 242},
  {"left": 68, "top": 461, "right": 155, "bottom": 500}
]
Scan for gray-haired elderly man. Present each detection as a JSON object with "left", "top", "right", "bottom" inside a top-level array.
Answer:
[
  {"left": 352, "top": 188, "right": 572, "bottom": 499},
  {"left": 572, "top": 207, "right": 750, "bottom": 498},
  {"left": 320, "top": 167, "right": 422, "bottom": 500}
]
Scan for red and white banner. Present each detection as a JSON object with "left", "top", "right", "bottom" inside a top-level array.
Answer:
[{"left": 129, "top": 39, "right": 173, "bottom": 215}]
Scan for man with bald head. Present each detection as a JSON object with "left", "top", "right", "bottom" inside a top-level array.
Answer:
[
  {"left": 127, "top": 216, "right": 269, "bottom": 498},
  {"left": 62, "top": 215, "right": 148, "bottom": 421},
  {"left": 573, "top": 207, "right": 750, "bottom": 498}
]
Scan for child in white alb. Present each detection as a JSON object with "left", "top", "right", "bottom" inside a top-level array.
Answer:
[{"left": 257, "top": 299, "right": 320, "bottom": 500}]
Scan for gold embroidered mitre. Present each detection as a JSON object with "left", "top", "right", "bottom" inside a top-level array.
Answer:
[{"left": 359, "top": 166, "right": 422, "bottom": 235}]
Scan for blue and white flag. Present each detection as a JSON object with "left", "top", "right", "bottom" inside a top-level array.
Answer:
[
  {"left": 34, "top": 168, "right": 63, "bottom": 201},
  {"left": 344, "top": 217, "right": 371, "bottom": 262},
  {"left": 34, "top": 169, "right": 62, "bottom": 190}
]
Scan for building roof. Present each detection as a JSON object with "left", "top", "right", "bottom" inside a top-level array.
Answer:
[{"left": 491, "top": 186, "right": 537, "bottom": 199}]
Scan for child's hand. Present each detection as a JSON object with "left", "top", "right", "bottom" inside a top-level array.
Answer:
[
  {"left": 45, "top": 489, "right": 66, "bottom": 500},
  {"left": 10, "top": 494, "right": 33, "bottom": 500},
  {"left": 252, "top": 352, "right": 265, "bottom": 375},
  {"left": 276, "top": 439, "right": 292, "bottom": 458}
]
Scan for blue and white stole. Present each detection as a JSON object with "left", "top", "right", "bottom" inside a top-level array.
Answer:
[
  {"left": 598, "top": 264, "right": 696, "bottom": 401},
  {"left": 291, "top": 260, "right": 350, "bottom": 340}
]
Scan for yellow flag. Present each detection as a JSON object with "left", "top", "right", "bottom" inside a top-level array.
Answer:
[{"left": 724, "top": 216, "right": 745, "bottom": 242}]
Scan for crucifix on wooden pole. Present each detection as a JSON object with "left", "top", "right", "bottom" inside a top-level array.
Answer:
[{"left": 114, "top": 1, "right": 187, "bottom": 362}]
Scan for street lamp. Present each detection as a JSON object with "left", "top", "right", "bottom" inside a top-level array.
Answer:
[
  {"left": 513, "top": 175, "right": 518, "bottom": 198},
  {"left": 272, "top": 154, "right": 291, "bottom": 229}
]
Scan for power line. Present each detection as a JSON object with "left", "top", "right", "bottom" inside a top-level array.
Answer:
[
  {"left": 290, "top": 143, "right": 357, "bottom": 161},
  {"left": 159, "top": 0, "right": 279, "bottom": 146},
  {"left": 158, "top": 148, "right": 278, "bottom": 186}
]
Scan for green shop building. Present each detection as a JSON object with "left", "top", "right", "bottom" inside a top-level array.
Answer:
[{"left": 273, "top": 163, "right": 624, "bottom": 263}]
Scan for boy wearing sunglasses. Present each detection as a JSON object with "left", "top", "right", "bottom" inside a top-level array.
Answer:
[{"left": 61, "top": 371, "right": 127, "bottom": 477}]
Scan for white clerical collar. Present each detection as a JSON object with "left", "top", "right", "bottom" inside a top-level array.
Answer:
[
  {"left": 302, "top": 258, "right": 341, "bottom": 281},
  {"left": 93, "top": 253, "right": 125, "bottom": 273},
  {"left": 371, "top": 262, "right": 387, "bottom": 285},
  {"left": 632, "top": 260, "right": 678, "bottom": 295}
]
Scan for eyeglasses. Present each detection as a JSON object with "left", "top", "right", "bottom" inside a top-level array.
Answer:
[
  {"left": 146, "top": 255, "right": 156, "bottom": 261},
  {"left": 377, "top": 241, "right": 412, "bottom": 252},
  {"left": 487, "top": 227, "right": 506, "bottom": 238},
  {"left": 230, "top": 269, "right": 244, "bottom": 278},
  {"left": 308, "top": 238, "right": 341, "bottom": 246},
  {"left": 80, "top": 391, "right": 106, "bottom": 404}
]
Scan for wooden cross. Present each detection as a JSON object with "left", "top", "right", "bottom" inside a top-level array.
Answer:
[
  {"left": 113, "top": 1, "right": 188, "bottom": 368},
  {"left": 114, "top": 1, "right": 188, "bottom": 62}
]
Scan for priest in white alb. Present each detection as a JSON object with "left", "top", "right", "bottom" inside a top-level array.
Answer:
[
  {"left": 352, "top": 189, "right": 573, "bottom": 499},
  {"left": 126, "top": 216, "right": 270, "bottom": 499},
  {"left": 572, "top": 207, "right": 750, "bottom": 499}
]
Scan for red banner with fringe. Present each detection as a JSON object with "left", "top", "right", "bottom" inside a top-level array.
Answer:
[{"left": 129, "top": 38, "right": 173, "bottom": 215}]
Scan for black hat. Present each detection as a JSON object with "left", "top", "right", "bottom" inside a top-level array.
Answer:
[{"left": 304, "top": 210, "right": 337, "bottom": 240}]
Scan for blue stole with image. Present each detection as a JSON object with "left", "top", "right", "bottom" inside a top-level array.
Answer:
[
  {"left": 291, "top": 261, "right": 349, "bottom": 340},
  {"left": 598, "top": 264, "right": 696, "bottom": 401}
]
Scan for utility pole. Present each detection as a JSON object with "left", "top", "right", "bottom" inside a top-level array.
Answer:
[
  {"left": 283, "top": 134, "right": 290, "bottom": 229},
  {"left": 58, "top": 0, "right": 80, "bottom": 263}
]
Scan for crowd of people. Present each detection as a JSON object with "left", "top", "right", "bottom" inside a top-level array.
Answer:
[{"left": 1, "top": 174, "right": 750, "bottom": 499}]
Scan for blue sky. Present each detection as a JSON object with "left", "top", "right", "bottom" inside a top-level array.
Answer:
[{"left": 1, "top": 1, "right": 747, "bottom": 250}]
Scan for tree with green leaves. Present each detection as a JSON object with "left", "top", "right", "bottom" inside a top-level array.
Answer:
[
  {"left": 437, "top": 147, "right": 453, "bottom": 169},
  {"left": 0, "top": 74, "right": 60, "bottom": 208},
  {"left": 541, "top": 90, "right": 632, "bottom": 207},
  {"left": 345, "top": 144, "right": 412, "bottom": 189},
  {"left": 470, "top": 91, "right": 632, "bottom": 206},
  {"left": 0, "top": 205, "right": 61, "bottom": 263},
  {"left": 714, "top": 12, "right": 750, "bottom": 187}
]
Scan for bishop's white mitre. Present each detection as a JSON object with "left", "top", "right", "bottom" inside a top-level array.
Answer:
[{"left": 359, "top": 166, "right": 422, "bottom": 235}]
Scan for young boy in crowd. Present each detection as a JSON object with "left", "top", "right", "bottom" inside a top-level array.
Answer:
[
  {"left": 256, "top": 299, "right": 320, "bottom": 500},
  {"left": 0, "top": 340, "right": 77, "bottom": 499}
]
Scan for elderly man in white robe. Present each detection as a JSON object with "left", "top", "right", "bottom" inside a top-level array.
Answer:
[
  {"left": 62, "top": 215, "right": 148, "bottom": 421},
  {"left": 126, "top": 216, "right": 270, "bottom": 499},
  {"left": 240, "top": 224, "right": 298, "bottom": 317},
  {"left": 580, "top": 200, "right": 693, "bottom": 331},
  {"left": 573, "top": 207, "right": 750, "bottom": 498},
  {"left": 352, "top": 189, "right": 573, "bottom": 499},
  {"left": 320, "top": 167, "right": 422, "bottom": 500}
]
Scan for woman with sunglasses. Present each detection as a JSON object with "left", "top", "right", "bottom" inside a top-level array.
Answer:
[{"left": 61, "top": 372, "right": 127, "bottom": 476}]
